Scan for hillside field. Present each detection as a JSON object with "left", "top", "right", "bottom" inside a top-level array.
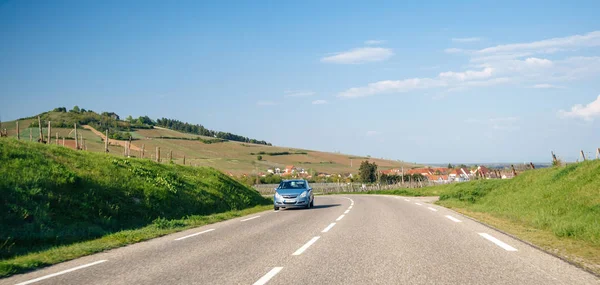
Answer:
[{"left": 3, "top": 114, "right": 417, "bottom": 175}]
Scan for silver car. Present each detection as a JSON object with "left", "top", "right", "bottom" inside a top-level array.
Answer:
[{"left": 273, "top": 179, "right": 314, "bottom": 210}]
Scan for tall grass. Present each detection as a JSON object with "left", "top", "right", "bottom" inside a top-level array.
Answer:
[
  {"left": 434, "top": 161, "right": 600, "bottom": 246},
  {"left": 0, "top": 139, "right": 271, "bottom": 260}
]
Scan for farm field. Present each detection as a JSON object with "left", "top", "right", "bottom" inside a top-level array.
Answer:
[{"left": 3, "top": 118, "right": 416, "bottom": 175}]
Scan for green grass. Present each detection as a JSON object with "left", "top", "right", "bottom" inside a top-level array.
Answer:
[
  {"left": 353, "top": 161, "right": 600, "bottom": 274},
  {"left": 0, "top": 205, "right": 271, "bottom": 278},
  {"left": 0, "top": 139, "right": 271, "bottom": 276}
]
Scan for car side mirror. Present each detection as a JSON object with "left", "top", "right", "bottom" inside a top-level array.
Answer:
[{"left": 308, "top": 187, "right": 312, "bottom": 191}]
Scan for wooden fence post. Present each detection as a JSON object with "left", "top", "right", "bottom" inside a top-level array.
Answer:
[
  {"left": 38, "top": 116, "right": 43, "bottom": 143},
  {"left": 169, "top": 150, "right": 173, "bottom": 162},
  {"left": 62, "top": 137, "right": 65, "bottom": 146},
  {"left": 124, "top": 141, "right": 128, "bottom": 157},
  {"left": 580, "top": 150, "right": 586, "bottom": 161},
  {"left": 105, "top": 130, "right": 109, "bottom": 153},
  {"left": 529, "top": 162, "right": 535, "bottom": 169},
  {"left": 16, "top": 121, "right": 19, "bottom": 140},
  {"left": 511, "top": 164, "right": 517, "bottom": 177},
  {"left": 56, "top": 132, "right": 58, "bottom": 145},
  {"left": 156, "top": 147, "right": 160, "bottom": 162},
  {"left": 47, "top": 121, "right": 51, "bottom": 145},
  {"left": 29, "top": 128, "right": 32, "bottom": 141},
  {"left": 140, "top": 144, "right": 145, "bottom": 158},
  {"left": 183, "top": 155, "right": 186, "bottom": 165},
  {"left": 597, "top": 148, "right": 600, "bottom": 160},
  {"left": 74, "top": 123, "right": 78, "bottom": 149}
]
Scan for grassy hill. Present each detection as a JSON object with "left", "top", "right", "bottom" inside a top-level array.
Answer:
[
  {"left": 2, "top": 110, "right": 417, "bottom": 175},
  {"left": 0, "top": 139, "right": 271, "bottom": 275},
  {"left": 372, "top": 160, "right": 600, "bottom": 274}
]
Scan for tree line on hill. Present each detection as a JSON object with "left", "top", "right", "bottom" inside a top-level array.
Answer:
[
  {"left": 26, "top": 106, "right": 271, "bottom": 145},
  {"left": 154, "top": 118, "right": 271, "bottom": 146}
]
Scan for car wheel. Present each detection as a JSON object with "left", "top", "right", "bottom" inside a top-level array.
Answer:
[
  {"left": 310, "top": 200, "right": 314, "bottom": 208},
  {"left": 274, "top": 206, "right": 279, "bottom": 211}
]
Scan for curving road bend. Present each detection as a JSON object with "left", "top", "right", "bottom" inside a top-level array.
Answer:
[{"left": 2, "top": 195, "right": 598, "bottom": 285}]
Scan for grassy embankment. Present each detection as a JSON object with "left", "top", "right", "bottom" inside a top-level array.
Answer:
[
  {"left": 0, "top": 139, "right": 272, "bottom": 277},
  {"left": 361, "top": 161, "right": 600, "bottom": 275}
]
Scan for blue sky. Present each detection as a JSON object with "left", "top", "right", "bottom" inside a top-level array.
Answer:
[{"left": 1, "top": 0, "right": 600, "bottom": 163}]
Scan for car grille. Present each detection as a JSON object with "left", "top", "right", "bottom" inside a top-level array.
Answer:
[{"left": 282, "top": 195, "right": 297, "bottom": 198}]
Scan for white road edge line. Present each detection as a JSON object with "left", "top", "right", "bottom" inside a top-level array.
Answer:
[
  {"left": 336, "top": 215, "right": 345, "bottom": 221},
  {"left": 445, "top": 215, "right": 462, "bottom": 222},
  {"left": 348, "top": 206, "right": 353, "bottom": 209},
  {"left": 174, "top": 229, "right": 215, "bottom": 241},
  {"left": 404, "top": 199, "right": 410, "bottom": 201},
  {"left": 322, "top": 223, "right": 336, "bottom": 233},
  {"left": 253, "top": 267, "right": 283, "bottom": 285},
  {"left": 427, "top": 207, "right": 438, "bottom": 212},
  {"left": 479, "top": 233, "right": 518, "bottom": 251},
  {"left": 293, "top": 236, "right": 321, "bottom": 256},
  {"left": 15, "top": 260, "right": 108, "bottom": 285},
  {"left": 344, "top": 210, "right": 350, "bottom": 214},
  {"left": 241, "top": 216, "right": 261, "bottom": 222},
  {"left": 415, "top": 202, "right": 422, "bottom": 206}
]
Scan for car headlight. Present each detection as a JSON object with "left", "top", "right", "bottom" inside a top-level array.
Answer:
[
  {"left": 300, "top": 191, "right": 307, "bottom": 198},
  {"left": 275, "top": 192, "right": 282, "bottom": 199}
]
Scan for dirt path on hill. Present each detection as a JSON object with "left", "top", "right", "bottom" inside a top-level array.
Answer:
[{"left": 82, "top": 125, "right": 141, "bottom": 152}]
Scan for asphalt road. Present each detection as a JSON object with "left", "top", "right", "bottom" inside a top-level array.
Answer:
[{"left": 3, "top": 195, "right": 599, "bottom": 285}]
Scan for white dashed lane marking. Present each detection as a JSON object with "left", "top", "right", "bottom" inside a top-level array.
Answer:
[
  {"left": 174, "top": 229, "right": 215, "bottom": 241},
  {"left": 241, "top": 216, "right": 261, "bottom": 222},
  {"left": 445, "top": 215, "right": 462, "bottom": 222},
  {"left": 479, "top": 233, "right": 518, "bottom": 251},
  {"left": 15, "top": 260, "right": 108, "bottom": 285},
  {"left": 293, "top": 237, "right": 321, "bottom": 256},
  {"left": 253, "top": 267, "right": 283, "bottom": 285},
  {"left": 322, "top": 223, "right": 336, "bottom": 233}
]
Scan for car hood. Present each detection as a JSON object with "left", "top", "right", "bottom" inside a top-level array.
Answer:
[{"left": 276, "top": 189, "right": 306, "bottom": 195}]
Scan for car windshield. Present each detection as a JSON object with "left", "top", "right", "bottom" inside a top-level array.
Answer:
[{"left": 278, "top": 181, "right": 306, "bottom": 190}]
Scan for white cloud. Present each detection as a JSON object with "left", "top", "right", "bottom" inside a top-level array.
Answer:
[
  {"left": 524, "top": 57, "right": 553, "bottom": 68},
  {"left": 366, "top": 131, "right": 380, "bottom": 136},
  {"left": 336, "top": 31, "right": 600, "bottom": 98},
  {"left": 532, "top": 84, "right": 563, "bottom": 89},
  {"left": 476, "top": 31, "right": 600, "bottom": 56},
  {"left": 452, "top": 37, "right": 483, "bottom": 43},
  {"left": 444, "top": 48, "right": 464, "bottom": 54},
  {"left": 256, "top": 101, "right": 276, "bottom": 106},
  {"left": 284, "top": 90, "right": 315, "bottom": 97},
  {"left": 312, "top": 100, "right": 327, "bottom": 105},
  {"left": 321, "top": 47, "right": 394, "bottom": 64},
  {"left": 439, "top": 67, "right": 494, "bottom": 81},
  {"left": 559, "top": 95, "right": 600, "bottom": 121},
  {"left": 338, "top": 78, "right": 444, "bottom": 98},
  {"left": 365, "top": 40, "right": 386, "bottom": 45}
]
